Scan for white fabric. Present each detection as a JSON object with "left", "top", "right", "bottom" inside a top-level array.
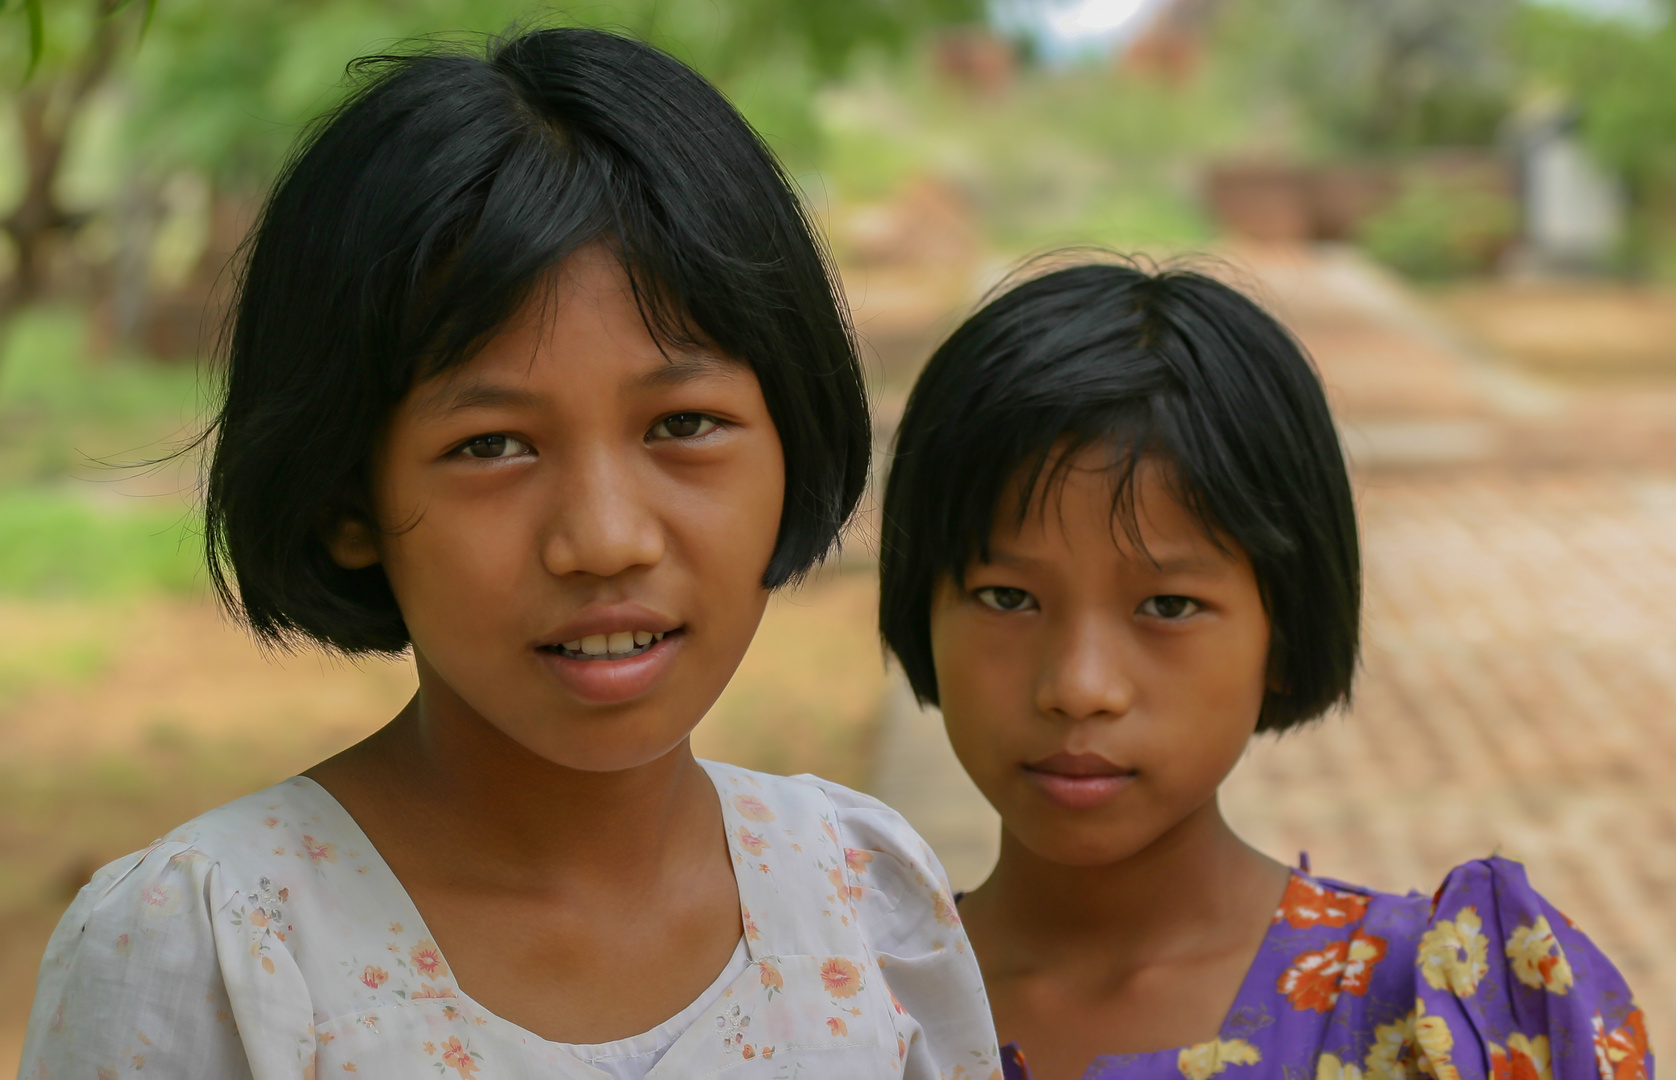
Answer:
[
  {"left": 21, "top": 760, "right": 1001, "bottom": 1079},
  {"left": 549, "top": 936, "right": 748, "bottom": 1080}
]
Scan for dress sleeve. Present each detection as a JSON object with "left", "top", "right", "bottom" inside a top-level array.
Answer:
[
  {"left": 18, "top": 840, "right": 317, "bottom": 1080},
  {"left": 1413, "top": 857, "right": 1651, "bottom": 1080},
  {"left": 809, "top": 778, "right": 1003, "bottom": 1080}
]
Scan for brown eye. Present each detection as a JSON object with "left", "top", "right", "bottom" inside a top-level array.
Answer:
[
  {"left": 650, "top": 413, "right": 718, "bottom": 440},
  {"left": 976, "top": 587, "right": 1037, "bottom": 612},
  {"left": 458, "top": 434, "right": 530, "bottom": 459},
  {"left": 1140, "top": 595, "right": 1199, "bottom": 619}
]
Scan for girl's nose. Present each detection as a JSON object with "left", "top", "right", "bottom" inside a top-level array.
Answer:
[
  {"left": 539, "top": 450, "right": 665, "bottom": 580},
  {"left": 1033, "top": 619, "right": 1137, "bottom": 723}
]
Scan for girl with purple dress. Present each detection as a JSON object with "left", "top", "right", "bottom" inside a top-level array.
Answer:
[{"left": 877, "top": 260, "right": 1651, "bottom": 1080}]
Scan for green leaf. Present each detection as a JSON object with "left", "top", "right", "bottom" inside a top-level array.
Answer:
[{"left": 23, "top": 0, "right": 42, "bottom": 80}]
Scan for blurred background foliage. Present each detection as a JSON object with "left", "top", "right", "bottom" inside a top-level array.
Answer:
[{"left": 0, "top": 0, "right": 1668, "bottom": 592}]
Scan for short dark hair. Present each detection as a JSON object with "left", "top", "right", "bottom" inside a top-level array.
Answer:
[
  {"left": 205, "top": 27, "right": 869, "bottom": 654},
  {"left": 879, "top": 259, "right": 1359, "bottom": 733}
]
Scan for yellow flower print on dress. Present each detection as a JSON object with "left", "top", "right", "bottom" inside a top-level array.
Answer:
[
  {"left": 1178, "top": 1038, "right": 1261, "bottom": 1080},
  {"left": 1418, "top": 906, "right": 1489, "bottom": 997},
  {"left": 736, "top": 826, "right": 770, "bottom": 855},
  {"left": 1488, "top": 1034, "right": 1552, "bottom": 1080},
  {"left": 360, "top": 965, "right": 388, "bottom": 989},
  {"left": 1316, "top": 1053, "right": 1364, "bottom": 1080},
  {"left": 1362, "top": 1011, "right": 1422, "bottom": 1080},
  {"left": 1413, "top": 1001, "right": 1461, "bottom": 1080},
  {"left": 845, "top": 848, "right": 874, "bottom": 874},
  {"left": 732, "top": 794, "right": 775, "bottom": 822},
  {"left": 1505, "top": 918, "right": 1574, "bottom": 995}
]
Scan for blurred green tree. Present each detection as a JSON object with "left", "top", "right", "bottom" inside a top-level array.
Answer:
[
  {"left": 0, "top": 0, "right": 150, "bottom": 315},
  {"left": 1, "top": 0, "right": 982, "bottom": 328},
  {"left": 1514, "top": 0, "right": 1676, "bottom": 269},
  {"left": 1213, "top": 0, "right": 1518, "bottom": 153}
]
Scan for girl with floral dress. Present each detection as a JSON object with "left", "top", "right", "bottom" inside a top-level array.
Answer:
[
  {"left": 20, "top": 28, "right": 998, "bottom": 1080},
  {"left": 877, "top": 260, "right": 1650, "bottom": 1080}
]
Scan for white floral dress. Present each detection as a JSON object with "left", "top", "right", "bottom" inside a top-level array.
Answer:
[{"left": 20, "top": 760, "right": 1003, "bottom": 1080}]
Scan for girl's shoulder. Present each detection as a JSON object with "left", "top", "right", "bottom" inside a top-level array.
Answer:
[
  {"left": 20, "top": 777, "right": 354, "bottom": 1075},
  {"left": 699, "top": 760, "right": 961, "bottom": 917},
  {"left": 68, "top": 775, "right": 358, "bottom": 916},
  {"left": 1263, "top": 858, "right": 1649, "bottom": 1080}
]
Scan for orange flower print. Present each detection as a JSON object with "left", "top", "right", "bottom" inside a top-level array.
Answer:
[
  {"left": 1593, "top": 1009, "right": 1650, "bottom": 1080},
  {"left": 826, "top": 1016, "right": 849, "bottom": 1037},
  {"left": 932, "top": 888, "right": 961, "bottom": 928},
  {"left": 361, "top": 965, "right": 388, "bottom": 989},
  {"left": 343, "top": 1065, "right": 358, "bottom": 1073},
  {"left": 388, "top": 922, "right": 403, "bottom": 935},
  {"left": 265, "top": 817, "right": 280, "bottom": 828},
  {"left": 439, "top": 1035, "right": 481, "bottom": 1079},
  {"left": 301, "top": 835, "right": 338, "bottom": 864},
  {"left": 412, "top": 983, "right": 457, "bottom": 999},
  {"left": 742, "top": 1045, "right": 756, "bottom": 1059},
  {"left": 759, "top": 959, "right": 784, "bottom": 997},
  {"left": 742, "top": 905, "right": 762, "bottom": 942},
  {"left": 115, "top": 933, "right": 133, "bottom": 957},
  {"left": 845, "top": 848, "right": 874, "bottom": 875},
  {"left": 828, "top": 866, "right": 863, "bottom": 905},
  {"left": 822, "top": 819, "right": 839, "bottom": 845},
  {"left": 1342, "top": 932, "right": 1388, "bottom": 995},
  {"left": 736, "top": 826, "right": 770, "bottom": 856},
  {"left": 820, "top": 957, "right": 862, "bottom": 999},
  {"left": 1274, "top": 876, "right": 1368, "bottom": 929},
  {"left": 1489, "top": 1034, "right": 1551, "bottom": 1080},
  {"left": 410, "top": 939, "right": 450, "bottom": 980},
  {"left": 732, "top": 794, "right": 776, "bottom": 822},
  {"left": 1277, "top": 932, "right": 1387, "bottom": 1012}
]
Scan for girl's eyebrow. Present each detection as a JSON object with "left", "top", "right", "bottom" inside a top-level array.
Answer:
[
  {"left": 416, "top": 380, "right": 541, "bottom": 417},
  {"left": 635, "top": 352, "right": 744, "bottom": 390}
]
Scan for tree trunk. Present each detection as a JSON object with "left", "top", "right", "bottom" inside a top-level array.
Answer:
[{"left": 0, "top": 0, "right": 126, "bottom": 325}]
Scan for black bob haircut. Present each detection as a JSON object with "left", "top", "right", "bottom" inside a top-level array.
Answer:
[
  {"left": 879, "top": 259, "right": 1360, "bottom": 733},
  {"left": 205, "top": 27, "right": 870, "bottom": 655}
]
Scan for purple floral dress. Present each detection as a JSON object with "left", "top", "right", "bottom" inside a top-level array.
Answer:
[{"left": 1001, "top": 858, "right": 1651, "bottom": 1080}]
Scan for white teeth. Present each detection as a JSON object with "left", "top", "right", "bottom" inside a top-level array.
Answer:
[
  {"left": 607, "top": 631, "right": 634, "bottom": 654},
  {"left": 562, "top": 640, "right": 582, "bottom": 652},
  {"left": 633, "top": 630, "right": 653, "bottom": 647},
  {"left": 580, "top": 634, "right": 608, "bottom": 656},
  {"left": 654, "top": 632, "right": 665, "bottom": 642}
]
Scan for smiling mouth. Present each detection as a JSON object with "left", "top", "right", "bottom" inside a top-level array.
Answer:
[{"left": 539, "top": 629, "right": 672, "bottom": 661}]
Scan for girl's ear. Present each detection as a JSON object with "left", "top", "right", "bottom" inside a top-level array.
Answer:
[{"left": 327, "top": 518, "right": 381, "bottom": 569}]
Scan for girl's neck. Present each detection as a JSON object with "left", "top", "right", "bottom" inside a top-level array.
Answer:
[
  {"left": 309, "top": 685, "right": 722, "bottom": 897},
  {"left": 963, "top": 797, "right": 1289, "bottom": 975}
]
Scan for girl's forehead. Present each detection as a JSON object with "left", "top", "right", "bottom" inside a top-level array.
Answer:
[{"left": 988, "top": 455, "right": 1242, "bottom": 570}]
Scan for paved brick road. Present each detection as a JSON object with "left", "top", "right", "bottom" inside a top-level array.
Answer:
[{"left": 875, "top": 246, "right": 1676, "bottom": 1055}]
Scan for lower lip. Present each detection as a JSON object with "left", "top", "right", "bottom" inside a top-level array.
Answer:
[
  {"left": 534, "top": 633, "right": 683, "bottom": 705},
  {"left": 1024, "top": 769, "right": 1135, "bottom": 810}
]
